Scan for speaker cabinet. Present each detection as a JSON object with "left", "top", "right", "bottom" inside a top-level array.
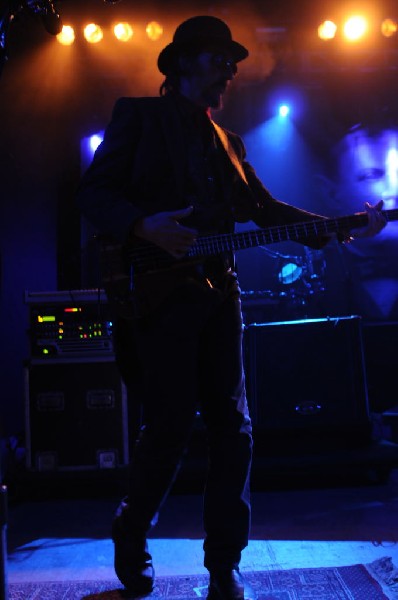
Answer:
[
  {"left": 362, "top": 321, "right": 398, "bottom": 413},
  {"left": 244, "top": 316, "right": 371, "bottom": 453},
  {"left": 25, "top": 358, "right": 129, "bottom": 471}
]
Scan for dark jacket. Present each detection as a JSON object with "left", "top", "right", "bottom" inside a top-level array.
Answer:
[
  {"left": 76, "top": 92, "right": 328, "bottom": 246},
  {"left": 76, "top": 92, "right": 329, "bottom": 316}
]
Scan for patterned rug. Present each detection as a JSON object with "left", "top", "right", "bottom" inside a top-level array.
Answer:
[{"left": 8, "top": 557, "right": 398, "bottom": 600}]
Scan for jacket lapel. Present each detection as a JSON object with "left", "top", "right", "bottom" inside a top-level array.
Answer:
[
  {"left": 157, "top": 97, "right": 249, "bottom": 202},
  {"left": 211, "top": 120, "right": 248, "bottom": 185}
]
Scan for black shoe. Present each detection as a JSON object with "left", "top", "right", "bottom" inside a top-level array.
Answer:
[
  {"left": 207, "top": 569, "right": 245, "bottom": 600},
  {"left": 113, "top": 536, "right": 154, "bottom": 596},
  {"left": 112, "top": 506, "right": 154, "bottom": 596}
]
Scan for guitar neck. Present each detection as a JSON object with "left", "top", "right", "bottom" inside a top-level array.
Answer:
[
  {"left": 125, "top": 208, "right": 398, "bottom": 274},
  {"left": 188, "top": 209, "right": 398, "bottom": 259}
]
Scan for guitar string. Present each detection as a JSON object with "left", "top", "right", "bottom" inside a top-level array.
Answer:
[{"left": 125, "top": 210, "right": 397, "bottom": 271}]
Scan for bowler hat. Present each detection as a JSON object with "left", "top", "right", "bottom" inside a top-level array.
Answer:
[{"left": 157, "top": 15, "right": 249, "bottom": 75}]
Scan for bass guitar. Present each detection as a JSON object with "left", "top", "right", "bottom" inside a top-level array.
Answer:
[{"left": 100, "top": 208, "right": 398, "bottom": 317}]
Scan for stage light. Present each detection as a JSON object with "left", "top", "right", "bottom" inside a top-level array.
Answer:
[
  {"left": 381, "top": 18, "right": 397, "bottom": 38},
  {"left": 84, "top": 23, "right": 103, "bottom": 44},
  {"left": 113, "top": 22, "right": 133, "bottom": 42},
  {"left": 56, "top": 24, "right": 75, "bottom": 46},
  {"left": 279, "top": 104, "right": 290, "bottom": 117},
  {"left": 89, "top": 134, "right": 103, "bottom": 153},
  {"left": 343, "top": 16, "right": 368, "bottom": 42},
  {"left": 318, "top": 20, "right": 337, "bottom": 41},
  {"left": 146, "top": 21, "right": 163, "bottom": 41}
]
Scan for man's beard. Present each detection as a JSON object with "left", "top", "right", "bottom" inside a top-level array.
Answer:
[{"left": 203, "top": 88, "right": 224, "bottom": 110}]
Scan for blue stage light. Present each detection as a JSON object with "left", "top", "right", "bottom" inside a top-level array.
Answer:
[
  {"left": 279, "top": 104, "right": 290, "bottom": 117},
  {"left": 89, "top": 133, "right": 103, "bottom": 153}
]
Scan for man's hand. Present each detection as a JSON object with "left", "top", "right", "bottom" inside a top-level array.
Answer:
[
  {"left": 133, "top": 206, "right": 198, "bottom": 258},
  {"left": 351, "top": 200, "right": 387, "bottom": 239}
]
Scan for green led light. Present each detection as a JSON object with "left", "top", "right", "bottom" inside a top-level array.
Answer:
[{"left": 38, "top": 315, "right": 56, "bottom": 323}]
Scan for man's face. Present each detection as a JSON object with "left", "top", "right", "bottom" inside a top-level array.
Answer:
[
  {"left": 331, "top": 128, "right": 398, "bottom": 318},
  {"left": 331, "top": 127, "right": 398, "bottom": 244},
  {"left": 334, "top": 128, "right": 398, "bottom": 213},
  {"left": 180, "top": 49, "right": 237, "bottom": 109}
]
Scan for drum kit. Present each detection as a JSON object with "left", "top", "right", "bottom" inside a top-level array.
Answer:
[
  {"left": 241, "top": 246, "right": 327, "bottom": 323},
  {"left": 277, "top": 246, "right": 326, "bottom": 294}
]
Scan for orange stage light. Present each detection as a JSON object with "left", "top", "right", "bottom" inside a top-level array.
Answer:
[
  {"left": 56, "top": 25, "right": 75, "bottom": 46},
  {"left": 381, "top": 18, "right": 398, "bottom": 38},
  {"left": 343, "top": 16, "right": 368, "bottom": 42},
  {"left": 318, "top": 20, "right": 337, "bottom": 41},
  {"left": 146, "top": 21, "right": 163, "bottom": 41},
  {"left": 113, "top": 22, "right": 133, "bottom": 42},
  {"left": 84, "top": 23, "right": 104, "bottom": 44}
]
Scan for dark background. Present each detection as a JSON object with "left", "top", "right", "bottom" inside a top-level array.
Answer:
[{"left": 1, "top": 0, "right": 398, "bottom": 453}]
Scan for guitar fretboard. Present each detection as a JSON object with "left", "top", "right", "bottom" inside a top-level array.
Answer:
[{"left": 126, "top": 209, "right": 398, "bottom": 274}]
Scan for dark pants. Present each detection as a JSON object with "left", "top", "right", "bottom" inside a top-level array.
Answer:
[{"left": 113, "top": 279, "right": 253, "bottom": 571}]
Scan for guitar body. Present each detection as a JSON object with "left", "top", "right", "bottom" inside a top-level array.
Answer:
[
  {"left": 100, "top": 242, "right": 206, "bottom": 319},
  {"left": 99, "top": 242, "right": 136, "bottom": 319}
]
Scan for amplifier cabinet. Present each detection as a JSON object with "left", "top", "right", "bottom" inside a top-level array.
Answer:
[
  {"left": 362, "top": 321, "right": 398, "bottom": 414},
  {"left": 25, "top": 358, "right": 129, "bottom": 471},
  {"left": 244, "top": 316, "right": 371, "bottom": 450}
]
